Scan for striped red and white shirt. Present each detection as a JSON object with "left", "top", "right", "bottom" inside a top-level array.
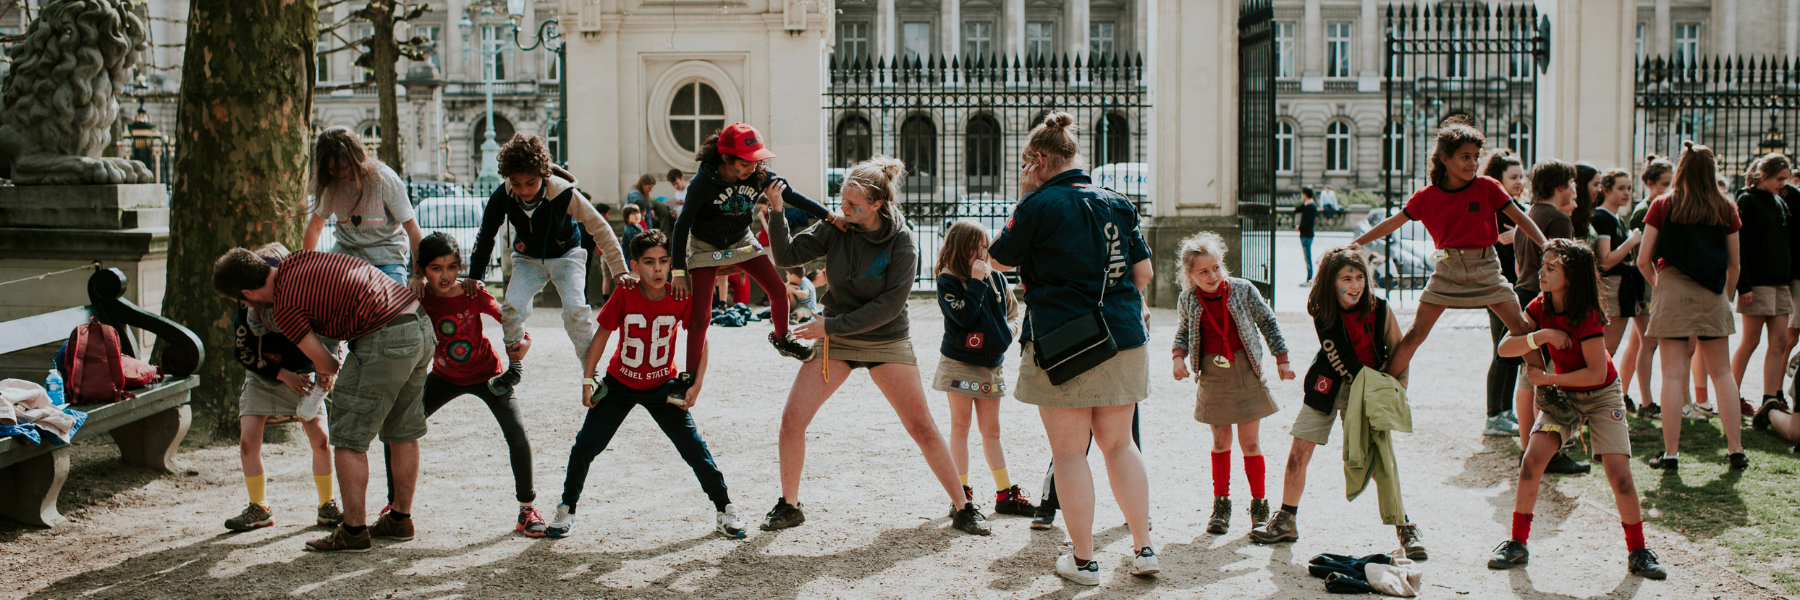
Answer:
[{"left": 272, "top": 250, "right": 416, "bottom": 343}]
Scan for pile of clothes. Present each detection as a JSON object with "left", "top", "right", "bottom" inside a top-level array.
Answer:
[
  {"left": 1, "top": 378, "right": 87, "bottom": 446},
  {"left": 710, "top": 303, "right": 764, "bottom": 328},
  {"left": 1307, "top": 551, "right": 1424, "bottom": 596}
]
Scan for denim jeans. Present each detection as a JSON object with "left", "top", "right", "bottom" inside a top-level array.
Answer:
[
  {"left": 561, "top": 375, "right": 732, "bottom": 511},
  {"left": 375, "top": 263, "right": 408, "bottom": 285},
  {"left": 503, "top": 249, "right": 594, "bottom": 362},
  {"left": 385, "top": 373, "right": 535, "bottom": 504},
  {"left": 1300, "top": 236, "right": 1316, "bottom": 280}
]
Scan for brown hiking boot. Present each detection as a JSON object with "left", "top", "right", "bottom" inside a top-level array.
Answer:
[
  {"left": 1397, "top": 523, "right": 1428, "bottom": 560},
  {"left": 304, "top": 526, "right": 372, "bottom": 553},
  {"left": 369, "top": 511, "right": 415, "bottom": 540}
]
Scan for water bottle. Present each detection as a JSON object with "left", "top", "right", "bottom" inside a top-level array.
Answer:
[{"left": 45, "top": 369, "right": 65, "bottom": 406}]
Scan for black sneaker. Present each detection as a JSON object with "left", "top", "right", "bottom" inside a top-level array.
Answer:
[
  {"left": 488, "top": 361, "right": 523, "bottom": 397},
  {"left": 962, "top": 485, "right": 974, "bottom": 503},
  {"left": 1638, "top": 401, "right": 1662, "bottom": 420},
  {"left": 1729, "top": 452, "right": 1749, "bottom": 470},
  {"left": 665, "top": 372, "right": 697, "bottom": 405},
  {"left": 1624, "top": 394, "right": 1638, "bottom": 413},
  {"left": 1543, "top": 452, "right": 1592, "bottom": 475},
  {"left": 994, "top": 485, "right": 1037, "bottom": 516},
  {"left": 1628, "top": 548, "right": 1668, "bottom": 580},
  {"left": 1753, "top": 399, "right": 1784, "bottom": 431},
  {"left": 951, "top": 503, "right": 991, "bottom": 535},
  {"left": 769, "top": 331, "right": 812, "bottom": 360},
  {"left": 1648, "top": 455, "right": 1678, "bottom": 470},
  {"left": 1206, "top": 496, "right": 1232, "bottom": 534},
  {"left": 1487, "top": 540, "right": 1529, "bottom": 569},
  {"left": 1030, "top": 505, "right": 1057, "bottom": 530},
  {"left": 761, "top": 498, "right": 806, "bottom": 530}
]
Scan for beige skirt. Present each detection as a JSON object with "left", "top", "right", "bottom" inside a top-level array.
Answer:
[
  {"left": 1646, "top": 267, "right": 1736, "bottom": 338},
  {"left": 1600, "top": 274, "right": 1623, "bottom": 321},
  {"left": 807, "top": 335, "right": 917, "bottom": 366},
  {"left": 687, "top": 232, "right": 767, "bottom": 269},
  {"left": 1421, "top": 246, "right": 1517, "bottom": 308},
  {"left": 932, "top": 356, "right": 1008, "bottom": 399},
  {"left": 1193, "top": 354, "right": 1279, "bottom": 425},
  {"left": 1738, "top": 284, "right": 1793, "bottom": 317},
  {"left": 1013, "top": 343, "right": 1150, "bottom": 408},
  {"left": 239, "top": 374, "right": 303, "bottom": 417}
]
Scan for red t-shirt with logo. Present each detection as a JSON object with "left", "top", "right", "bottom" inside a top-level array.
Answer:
[
  {"left": 1340, "top": 308, "right": 1380, "bottom": 368},
  {"left": 598, "top": 287, "right": 691, "bottom": 390},
  {"left": 1526, "top": 296, "right": 1618, "bottom": 392},
  {"left": 1401, "top": 176, "right": 1515, "bottom": 249},
  {"left": 1196, "top": 284, "right": 1246, "bottom": 359},
  {"left": 419, "top": 288, "right": 505, "bottom": 387}
]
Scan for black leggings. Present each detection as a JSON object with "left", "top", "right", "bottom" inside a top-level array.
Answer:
[
  {"left": 1486, "top": 308, "right": 1521, "bottom": 418},
  {"left": 1039, "top": 405, "right": 1142, "bottom": 510},
  {"left": 386, "top": 373, "right": 535, "bottom": 504}
]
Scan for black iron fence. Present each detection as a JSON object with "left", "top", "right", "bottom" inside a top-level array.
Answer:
[
  {"left": 1635, "top": 56, "right": 1800, "bottom": 191},
  {"left": 1239, "top": 0, "right": 1277, "bottom": 301},
  {"left": 824, "top": 52, "right": 1150, "bottom": 286},
  {"left": 1381, "top": 2, "right": 1545, "bottom": 293}
]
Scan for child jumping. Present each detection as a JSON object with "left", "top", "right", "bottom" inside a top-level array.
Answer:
[
  {"left": 1171, "top": 232, "right": 1293, "bottom": 535},
  {"left": 934, "top": 219, "right": 1035, "bottom": 516},
  {"left": 1488, "top": 239, "right": 1668, "bottom": 580},
  {"left": 549, "top": 229, "right": 746, "bottom": 539}
]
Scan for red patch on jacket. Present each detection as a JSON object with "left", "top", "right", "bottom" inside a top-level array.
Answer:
[{"left": 965, "top": 333, "right": 984, "bottom": 349}]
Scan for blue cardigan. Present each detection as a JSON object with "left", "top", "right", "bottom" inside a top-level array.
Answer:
[{"left": 937, "top": 272, "right": 1019, "bottom": 368}]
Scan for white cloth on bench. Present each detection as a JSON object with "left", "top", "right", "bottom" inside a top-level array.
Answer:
[{"left": 1, "top": 379, "right": 74, "bottom": 439}]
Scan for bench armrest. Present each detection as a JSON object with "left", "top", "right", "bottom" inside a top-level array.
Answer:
[{"left": 88, "top": 268, "right": 205, "bottom": 378}]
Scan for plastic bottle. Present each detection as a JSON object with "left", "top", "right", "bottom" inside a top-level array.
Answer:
[{"left": 46, "top": 369, "right": 65, "bottom": 406}]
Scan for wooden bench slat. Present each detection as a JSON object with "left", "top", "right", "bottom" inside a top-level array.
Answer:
[
  {"left": 0, "top": 306, "right": 94, "bottom": 355},
  {"left": 0, "top": 377, "right": 196, "bottom": 471}
]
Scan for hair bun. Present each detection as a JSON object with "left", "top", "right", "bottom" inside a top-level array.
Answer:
[
  {"left": 1043, "top": 111, "right": 1075, "bottom": 131},
  {"left": 1443, "top": 114, "right": 1475, "bottom": 127},
  {"left": 1682, "top": 140, "right": 1695, "bottom": 150},
  {"left": 867, "top": 154, "right": 907, "bottom": 181}
]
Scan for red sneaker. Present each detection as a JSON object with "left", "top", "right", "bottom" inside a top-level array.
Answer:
[{"left": 517, "top": 506, "right": 548, "bottom": 537}]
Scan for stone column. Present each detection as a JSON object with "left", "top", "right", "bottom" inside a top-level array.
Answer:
[
  {"left": 1789, "top": 0, "right": 1799, "bottom": 57},
  {"left": 1005, "top": 0, "right": 1024, "bottom": 58},
  {"left": 1539, "top": 0, "right": 1636, "bottom": 170},
  {"left": 878, "top": 0, "right": 897, "bottom": 60},
  {"left": 1718, "top": 0, "right": 1736, "bottom": 56},
  {"left": 446, "top": 0, "right": 466, "bottom": 78},
  {"left": 1067, "top": 0, "right": 1090, "bottom": 60},
  {"left": 1653, "top": 0, "right": 1670, "bottom": 56},
  {"left": 1357, "top": 0, "right": 1379, "bottom": 91},
  {"left": 943, "top": 0, "right": 961, "bottom": 58},
  {"left": 1146, "top": 0, "right": 1241, "bottom": 307},
  {"left": 1300, "top": 0, "right": 1322, "bottom": 91}
]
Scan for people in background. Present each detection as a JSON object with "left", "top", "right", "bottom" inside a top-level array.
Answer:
[
  {"left": 1729, "top": 154, "right": 1792, "bottom": 419},
  {"left": 1295, "top": 188, "right": 1318, "bottom": 285}
]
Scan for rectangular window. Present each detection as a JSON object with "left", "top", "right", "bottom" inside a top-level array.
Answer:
[
  {"left": 1089, "top": 22, "right": 1115, "bottom": 58},
  {"left": 542, "top": 23, "right": 560, "bottom": 81},
  {"left": 1635, "top": 22, "right": 1645, "bottom": 62},
  {"left": 1674, "top": 23, "right": 1700, "bottom": 64},
  {"left": 1275, "top": 21, "right": 1296, "bottom": 78},
  {"left": 1027, "top": 21, "right": 1055, "bottom": 57},
  {"left": 1326, "top": 21, "right": 1352, "bottom": 78},
  {"left": 316, "top": 41, "right": 331, "bottom": 82},
  {"left": 418, "top": 26, "right": 441, "bottom": 68},
  {"left": 840, "top": 21, "right": 869, "bottom": 59},
  {"left": 482, "top": 24, "right": 508, "bottom": 80},
  {"left": 903, "top": 22, "right": 931, "bottom": 59},
  {"left": 964, "top": 21, "right": 992, "bottom": 57}
]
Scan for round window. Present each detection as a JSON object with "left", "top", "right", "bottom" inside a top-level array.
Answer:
[{"left": 670, "top": 81, "right": 726, "bottom": 153}]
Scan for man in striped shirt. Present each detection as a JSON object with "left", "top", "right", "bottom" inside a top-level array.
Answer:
[{"left": 214, "top": 247, "right": 432, "bottom": 553}]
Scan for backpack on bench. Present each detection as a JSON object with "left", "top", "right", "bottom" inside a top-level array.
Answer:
[{"left": 56, "top": 318, "right": 161, "bottom": 405}]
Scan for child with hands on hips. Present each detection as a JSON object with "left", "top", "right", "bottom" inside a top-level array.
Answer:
[{"left": 1170, "top": 232, "right": 1293, "bottom": 536}]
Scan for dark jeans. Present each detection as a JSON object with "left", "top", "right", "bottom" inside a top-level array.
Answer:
[
  {"left": 561, "top": 375, "right": 731, "bottom": 511},
  {"left": 1039, "top": 405, "right": 1142, "bottom": 511},
  {"left": 386, "top": 373, "right": 536, "bottom": 504},
  {"left": 1486, "top": 309, "right": 1521, "bottom": 418},
  {"left": 1301, "top": 236, "right": 1316, "bottom": 280}
]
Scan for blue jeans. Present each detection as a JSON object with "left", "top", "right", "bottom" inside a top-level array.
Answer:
[
  {"left": 375, "top": 263, "right": 408, "bottom": 285},
  {"left": 1300, "top": 236, "right": 1315, "bottom": 280},
  {"left": 561, "top": 375, "right": 732, "bottom": 511}
]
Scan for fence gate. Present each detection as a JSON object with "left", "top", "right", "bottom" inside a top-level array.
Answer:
[
  {"left": 1238, "top": 0, "right": 1277, "bottom": 301},
  {"left": 1635, "top": 56, "right": 1800, "bottom": 191},
  {"left": 1382, "top": 3, "right": 1546, "bottom": 294}
]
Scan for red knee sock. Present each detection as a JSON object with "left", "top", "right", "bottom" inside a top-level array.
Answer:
[
  {"left": 1623, "top": 521, "right": 1645, "bottom": 552},
  {"left": 1244, "top": 454, "right": 1266, "bottom": 499},
  {"left": 1210, "top": 451, "right": 1231, "bottom": 497},
  {"left": 1512, "top": 512, "right": 1534, "bottom": 544}
]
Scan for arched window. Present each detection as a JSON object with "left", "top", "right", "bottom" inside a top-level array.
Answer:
[
  {"left": 1383, "top": 121, "right": 1406, "bottom": 173},
  {"left": 1275, "top": 120, "right": 1296, "bottom": 173},
  {"left": 1326, "top": 121, "right": 1352, "bottom": 172},
  {"left": 669, "top": 81, "right": 726, "bottom": 153},
  {"left": 1509, "top": 121, "right": 1533, "bottom": 167},
  {"left": 834, "top": 114, "right": 873, "bottom": 169},
  {"left": 900, "top": 114, "right": 937, "bottom": 192},
  {"left": 1094, "top": 112, "right": 1130, "bottom": 165},
  {"left": 470, "top": 113, "right": 516, "bottom": 181},
  {"left": 360, "top": 123, "right": 382, "bottom": 155},
  {"left": 965, "top": 114, "right": 1002, "bottom": 193}
]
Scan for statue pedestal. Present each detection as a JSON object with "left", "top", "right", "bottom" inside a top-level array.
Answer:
[{"left": 0, "top": 184, "right": 170, "bottom": 380}]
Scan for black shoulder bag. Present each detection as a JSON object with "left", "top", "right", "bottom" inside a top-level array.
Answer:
[{"left": 1029, "top": 199, "right": 1121, "bottom": 386}]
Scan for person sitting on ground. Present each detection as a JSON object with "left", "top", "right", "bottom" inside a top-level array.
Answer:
[{"left": 786, "top": 267, "right": 819, "bottom": 323}]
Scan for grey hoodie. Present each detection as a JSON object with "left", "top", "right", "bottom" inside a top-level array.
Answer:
[{"left": 767, "top": 212, "right": 917, "bottom": 342}]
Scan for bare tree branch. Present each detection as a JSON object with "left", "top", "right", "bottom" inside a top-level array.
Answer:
[
  {"left": 316, "top": 35, "right": 374, "bottom": 56},
  {"left": 313, "top": 80, "right": 376, "bottom": 93}
]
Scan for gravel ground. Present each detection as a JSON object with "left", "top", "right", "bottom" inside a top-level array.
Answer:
[{"left": 0, "top": 301, "right": 1786, "bottom": 599}]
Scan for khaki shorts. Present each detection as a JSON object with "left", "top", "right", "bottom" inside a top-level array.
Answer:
[
  {"left": 1014, "top": 343, "right": 1149, "bottom": 408},
  {"left": 808, "top": 335, "right": 917, "bottom": 366},
  {"left": 1738, "top": 284, "right": 1793, "bottom": 317},
  {"left": 328, "top": 313, "right": 433, "bottom": 452},
  {"left": 1533, "top": 379, "right": 1631, "bottom": 457},
  {"left": 1646, "top": 267, "right": 1735, "bottom": 339},
  {"left": 686, "top": 232, "right": 767, "bottom": 270},
  {"left": 239, "top": 373, "right": 304, "bottom": 417},
  {"left": 1291, "top": 385, "right": 1350, "bottom": 446},
  {"left": 1600, "top": 275, "right": 1623, "bottom": 321},
  {"left": 932, "top": 356, "right": 1007, "bottom": 399},
  {"left": 1421, "top": 246, "right": 1517, "bottom": 308}
]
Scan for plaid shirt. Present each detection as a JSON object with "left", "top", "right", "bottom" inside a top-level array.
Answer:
[{"left": 272, "top": 250, "right": 416, "bottom": 343}]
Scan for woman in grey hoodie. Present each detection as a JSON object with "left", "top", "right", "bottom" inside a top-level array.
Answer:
[{"left": 758, "top": 155, "right": 991, "bottom": 537}]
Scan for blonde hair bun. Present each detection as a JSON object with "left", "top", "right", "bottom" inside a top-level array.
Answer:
[
  {"left": 867, "top": 154, "right": 907, "bottom": 181},
  {"left": 1042, "top": 111, "right": 1075, "bottom": 130}
]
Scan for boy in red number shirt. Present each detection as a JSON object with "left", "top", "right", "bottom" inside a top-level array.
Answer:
[{"left": 547, "top": 229, "right": 744, "bottom": 539}]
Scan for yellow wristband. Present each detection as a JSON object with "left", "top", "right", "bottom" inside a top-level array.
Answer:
[
  {"left": 671, "top": 269, "right": 686, "bottom": 277},
  {"left": 1525, "top": 332, "right": 1539, "bottom": 350}
]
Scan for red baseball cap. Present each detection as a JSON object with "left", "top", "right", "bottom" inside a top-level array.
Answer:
[{"left": 718, "top": 122, "right": 776, "bottom": 162}]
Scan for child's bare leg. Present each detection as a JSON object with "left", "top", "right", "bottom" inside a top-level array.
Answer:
[
  {"left": 948, "top": 394, "right": 974, "bottom": 483},
  {"left": 1765, "top": 316, "right": 1790, "bottom": 398},
  {"left": 1280, "top": 438, "right": 1316, "bottom": 506},
  {"left": 1732, "top": 314, "right": 1766, "bottom": 395},
  {"left": 1699, "top": 337, "right": 1745, "bottom": 453},
  {"left": 1659, "top": 336, "right": 1691, "bottom": 457},
  {"left": 1599, "top": 454, "right": 1642, "bottom": 524},
  {"left": 1512, "top": 432, "right": 1562, "bottom": 515},
  {"left": 975, "top": 398, "right": 1007, "bottom": 475}
]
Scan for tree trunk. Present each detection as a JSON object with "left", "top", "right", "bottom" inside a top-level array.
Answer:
[
  {"left": 367, "top": 0, "right": 404, "bottom": 172},
  {"left": 161, "top": 0, "right": 317, "bottom": 441}
]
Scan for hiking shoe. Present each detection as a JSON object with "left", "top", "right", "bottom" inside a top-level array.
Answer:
[
  {"left": 1030, "top": 505, "right": 1057, "bottom": 530},
  {"left": 952, "top": 503, "right": 992, "bottom": 536},
  {"left": 1629, "top": 548, "right": 1668, "bottom": 580},
  {"left": 1206, "top": 496, "right": 1232, "bottom": 534},
  {"left": 546, "top": 504, "right": 575, "bottom": 538},
  {"left": 1487, "top": 540, "right": 1529, "bottom": 569},
  {"left": 1397, "top": 523, "right": 1428, "bottom": 560},
  {"left": 1729, "top": 452, "right": 1750, "bottom": 470},
  {"left": 769, "top": 331, "right": 812, "bottom": 360},
  {"left": 995, "top": 485, "right": 1036, "bottom": 516},
  {"left": 369, "top": 511, "right": 414, "bottom": 540},
  {"left": 1638, "top": 401, "right": 1661, "bottom": 419},
  {"left": 488, "top": 362, "right": 523, "bottom": 397},
  {"left": 1055, "top": 553, "right": 1101, "bottom": 586},
  {"left": 225, "top": 502, "right": 273, "bottom": 532},
  {"left": 1683, "top": 402, "right": 1714, "bottom": 421},
  {"left": 1130, "top": 546, "right": 1160, "bottom": 575},
  {"left": 717, "top": 504, "right": 748, "bottom": 538},
  {"left": 962, "top": 485, "right": 975, "bottom": 503},
  {"left": 1753, "top": 399, "right": 1784, "bottom": 431},
  {"left": 304, "top": 526, "right": 371, "bottom": 553},
  {"left": 1484, "top": 414, "right": 1519, "bottom": 437},
  {"left": 1249, "top": 510, "right": 1299, "bottom": 544},
  {"left": 762, "top": 498, "right": 806, "bottom": 530},
  {"left": 517, "top": 506, "right": 548, "bottom": 537},
  {"left": 316, "top": 501, "right": 344, "bottom": 527},
  {"left": 1649, "top": 455, "right": 1679, "bottom": 470},
  {"left": 1624, "top": 394, "right": 1638, "bottom": 414},
  {"left": 1248, "top": 498, "right": 1271, "bottom": 530},
  {"left": 1544, "top": 452, "right": 1591, "bottom": 475},
  {"left": 665, "top": 372, "right": 696, "bottom": 405}
]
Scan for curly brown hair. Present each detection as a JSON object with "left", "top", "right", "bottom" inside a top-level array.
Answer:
[{"left": 497, "top": 134, "right": 553, "bottom": 179}]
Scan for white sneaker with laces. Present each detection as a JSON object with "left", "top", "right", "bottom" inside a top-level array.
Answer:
[
  {"left": 1056, "top": 553, "right": 1101, "bottom": 586},
  {"left": 547, "top": 503, "right": 576, "bottom": 538},
  {"left": 1683, "top": 402, "right": 1713, "bottom": 421},
  {"left": 716, "top": 504, "right": 747, "bottom": 538},
  {"left": 296, "top": 384, "right": 327, "bottom": 421},
  {"left": 1130, "top": 547, "right": 1160, "bottom": 575}
]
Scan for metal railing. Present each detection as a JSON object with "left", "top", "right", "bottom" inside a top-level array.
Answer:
[{"left": 1634, "top": 55, "right": 1800, "bottom": 191}]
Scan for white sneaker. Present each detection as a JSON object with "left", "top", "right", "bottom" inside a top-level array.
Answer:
[
  {"left": 1056, "top": 553, "right": 1101, "bottom": 586},
  {"left": 1683, "top": 402, "right": 1713, "bottom": 421},
  {"left": 1130, "top": 546, "right": 1160, "bottom": 575},
  {"left": 716, "top": 504, "right": 747, "bottom": 539},
  {"left": 547, "top": 503, "right": 576, "bottom": 537},
  {"left": 296, "top": 384, "right": 327, "bottom": 421}
]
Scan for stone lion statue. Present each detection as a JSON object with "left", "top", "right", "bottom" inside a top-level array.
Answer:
[{"left": 0, "top": 0, "right": 155, "bottom": 185}]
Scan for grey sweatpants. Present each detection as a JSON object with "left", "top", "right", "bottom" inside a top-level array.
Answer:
[{"left": 503, "top": 248, "right": 596, "bottom": 362}]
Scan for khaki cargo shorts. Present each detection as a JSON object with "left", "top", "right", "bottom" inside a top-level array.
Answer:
[
  {"left": 1534, "top": 379, "right": 1631, "bottom": 457},
  {"left": 328, "top": 313, "right": 433, "bottom": 452}
]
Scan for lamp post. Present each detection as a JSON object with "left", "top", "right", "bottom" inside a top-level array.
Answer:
[
  {"left": 460, "top": 0, "right": 523, "bottom": 191},
  {"left": 512, "top": 18, "right": 565, "bottom": 165}
]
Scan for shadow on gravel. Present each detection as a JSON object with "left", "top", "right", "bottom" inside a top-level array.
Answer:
[
  {"left": 1505, "top": 561, "right": 1645, "bottom": 599},
  {"left": 0, "top": 435, "right": 184, "bottom": 542}
]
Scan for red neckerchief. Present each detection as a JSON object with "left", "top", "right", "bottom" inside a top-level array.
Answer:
[{"left": 1198, "top": 279, "right": 1233, "bottom": 363}]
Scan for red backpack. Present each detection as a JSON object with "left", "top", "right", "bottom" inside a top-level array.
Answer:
[{"left": 58, "top": 318, "right": 161, "bottom": 405}]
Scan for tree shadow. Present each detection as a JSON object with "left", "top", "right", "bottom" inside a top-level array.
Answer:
[
  {"left": 1505, "top": 560, "right": 1645, "bottom": 600},
  {"left": 0, "top": 435, "right": 181, "bottom": 541}
]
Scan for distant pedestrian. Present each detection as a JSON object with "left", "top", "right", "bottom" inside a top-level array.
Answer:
[{"left": 1295, "top": 188, "right": 1318, "bottom": 284}]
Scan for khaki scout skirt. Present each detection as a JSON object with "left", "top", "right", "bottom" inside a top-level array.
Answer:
[
  {"left": 932, "top": 356, "right": 1008, "bottom": 399},
  {"left": 1646, "top": 267, "right": 1736, "bottom": 339},
  {"left": 1193, "top": 353, "right": 1280, "bottom": 425},
  {"left": 686, "top": 232, "right": 767, "bottom": 270},
  {"left": 1600, "top": 274, "right": 1624, "bottom": 321},
  {"left": 807, "top": 335, "right": 918, "bottom": 366},
  {"left": 1420, "top": 246, "right": 1517, "bottom": 308},
  {"left": 239, "top": 373, "right": 303, "bottom": 417},
  {"left": 1738, "top": 284, "right": 1793, "bottom": 317},
  {"left": 1013, "top": 343, "right": 1150, "bottom": 408}
]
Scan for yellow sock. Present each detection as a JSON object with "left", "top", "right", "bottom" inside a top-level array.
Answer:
[
  {"left": 993, "top": 468, "right": 1012, "bottom": 492},
  {"left": 314, "top": 474, "right": 335, "bottom": 506},
  {"left": 958, "top": 472, "right": 970, "bottom": 486},
  {"left": 245, "top": 475, "right": 266, "bottom": 507}
]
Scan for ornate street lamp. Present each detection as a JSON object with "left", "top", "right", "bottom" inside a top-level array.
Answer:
[
  {"left": 512, "top": 17, "right": 565, "bottom": 165},
  {"left": 460, "top": 0, "right": 523, "bottom": 191}
]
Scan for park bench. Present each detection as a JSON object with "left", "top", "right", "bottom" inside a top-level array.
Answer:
[{"left": 0, "top": 268, "right": 204, "bottom": 528}]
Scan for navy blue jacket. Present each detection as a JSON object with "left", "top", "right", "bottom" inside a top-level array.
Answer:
[
  {"left": 988, "top": 169, "right": 1151, "bottom": 350},
  {"left": 468, "top": 169, "right": 623, "bottom": 281},
  {"left": 672, "top": 164, "right": 833, "bottom": 270},
  {"left": 936, "top": 272, "right": 1017, "bottom": 368}
]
